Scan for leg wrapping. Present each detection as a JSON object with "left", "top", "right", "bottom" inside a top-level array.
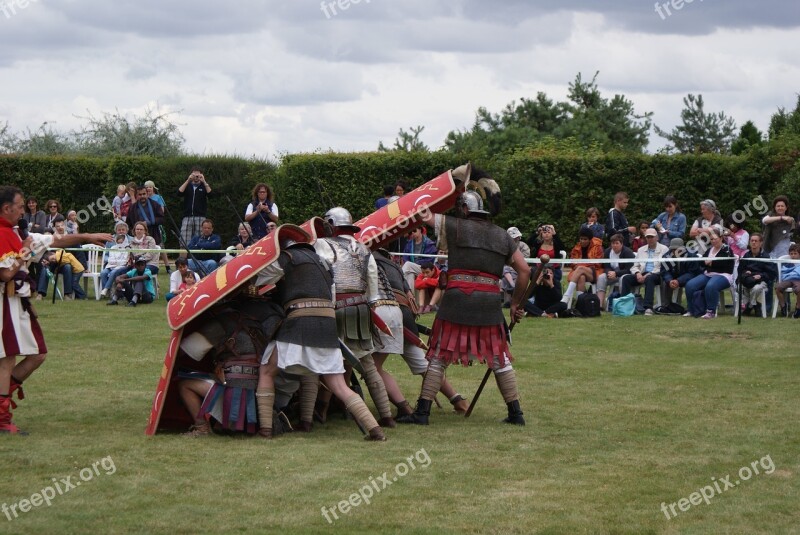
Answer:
[
  {"left": 255, "top": 388, "right": 275, "bottom": 437},
  {"left": 494, "top": 368, "right": 519, "bottom": 404},
  {"left": 344, "top": 394, "right": 381, "bottom": 436},
  {"left": 298, "top": 375, "right": 320, "bottom": 426},
  {"left": 361, "top": 355, "right": 392, "bottom": 419}
]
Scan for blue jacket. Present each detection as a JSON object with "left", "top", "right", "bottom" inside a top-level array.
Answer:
[
  {"left": 780, "top": 260, "right": 800, "bottom": 281},
  {"left": 188, "top": 233, "right": 223, "bottom": 262},
  {"left": 403, "top": 236, "right": 437, "bottom": 265},
  {"left": 652, "top": 211, "right": 687, "bottom": 247}
]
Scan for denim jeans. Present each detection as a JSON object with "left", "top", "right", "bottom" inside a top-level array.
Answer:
[{"left": 685, "top": 274, "right": 730, "bottom": 316}]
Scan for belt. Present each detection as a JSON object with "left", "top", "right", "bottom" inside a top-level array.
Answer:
[
  {"left": 371, "top": 299, "right": 398, "bottom": 308},
  {"left": 223, "top": 364, "right": 260, "bottom": 376},
  {"left": 334, "top": 294, "right": 368, "bottom": 309},
  {"left": 285, "top": 298, "right": 335, "bottom": 312},
  {"left": 287, "top": 307, "right": 335, "bottom": 319},
  {"left": 448, "top": 273, "right": 499, "bottom": 285}
]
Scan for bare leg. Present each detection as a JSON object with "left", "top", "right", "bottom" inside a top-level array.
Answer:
[
  {"left": 177, "top": 379, "right": 211, "bottom": 425},
  {"left": 12, "top": 354, "right": 46, "bottom": 382}
]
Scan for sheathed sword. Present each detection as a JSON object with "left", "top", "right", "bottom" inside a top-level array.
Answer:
[{"left": 339, "top": 339, "right": 365, "bottom": 375}]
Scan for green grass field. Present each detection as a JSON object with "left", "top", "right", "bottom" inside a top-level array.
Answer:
[{"left": 2, "top": 280, "right": 798, "bottom": 534}]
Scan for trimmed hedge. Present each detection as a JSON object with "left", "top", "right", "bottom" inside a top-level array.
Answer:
[{"left": 3, "top": 144, "right": 797, "bottom": 249}]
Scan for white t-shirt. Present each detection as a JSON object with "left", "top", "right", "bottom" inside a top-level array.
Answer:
[{"left": 245, "top": 202, "right": 279, "bottom": 219}]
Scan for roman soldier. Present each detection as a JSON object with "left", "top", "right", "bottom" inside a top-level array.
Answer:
[
  {"left": 371, "top": 249, "right": 469, "bottom": 416},
  {"left": 0, "top": 186, "right": 111, "bottom": 434},
  {"left": 397, "top": 171, "right": 531, "bottom": 426},
  {"left": 313, "top": 208, "right": 393, "bottom": 428},
  {"left": 256, "top": 225, "right": 385, "bottom": 440}
]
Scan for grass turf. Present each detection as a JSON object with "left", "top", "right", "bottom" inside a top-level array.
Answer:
[{"left": 1, "top": 283, "right": 798, "bottom": 534}]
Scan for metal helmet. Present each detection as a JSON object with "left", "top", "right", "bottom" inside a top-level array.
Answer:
[
  {"left": 458, "top": 190, "right": 489, "bottom": 216},
  {"left": 324, "top": 207, "right": 361, "bottom": 233}
]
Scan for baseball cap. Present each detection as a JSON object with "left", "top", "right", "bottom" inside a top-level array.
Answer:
[
  {"left": 507, "top": 227, "right": 522, "bottom": 239},
  {"left": 669, "top": 238, "right": 685, "bottom": 250},
  {"left": 644, "top": 228, "right": 658, "bottom": 238}
]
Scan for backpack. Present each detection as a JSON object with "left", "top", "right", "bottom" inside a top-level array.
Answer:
[
  {"left": 612, "top": 294, "right": 636, "bottom": 317},
  {"left": 654, "top": 302, "right": 686, "bottom": 315},
  {"left": 634, "top": 294, "right": 646, "bottom": 315},
  {"left": 575, "top": 292, "right": 601, "bottom": 317}
]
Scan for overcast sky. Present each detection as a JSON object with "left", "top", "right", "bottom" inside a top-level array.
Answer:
[{"left": 1, "top": 0, "right": 798, "bottom": 158}]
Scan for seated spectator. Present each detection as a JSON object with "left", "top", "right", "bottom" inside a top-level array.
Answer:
[
  {"left": 220, "top": 222, "right": 255, "bottom": 266},
  {"left": 775, "top": 243, "right": 800, "bottom": 318},
  {"left": 414, "top": 262, "right": 442, "bottom": 314},
  {"left": 684, "top": 229, "right": 734, "bottom": 319},
  {"left": 630, "top": 221, "right": 650, "bottom": 253},
  {"left": 561, "top": 227, "right": 603, "bottom": 306},
  {"left": 688, "top": 199, "right": 722, "bottom": 252},
  {"left": 108, "top": 256, "right": 155, "bottom": 307},
  {"left": 64, "top": 210, "right": 88, "bottom": 268},
  {"left": 652, "top": 195, "right": 687, "bottom": 247},
  {"left": 187, "top": 219, "right": 222, "bottom": 275},
  {"left": 620, "top": 228, "right": 669, "bottom": 315},
  {"left": 166, "top": 258, "right": 201, "bottom": 301},
  {"left": 523, "top": 266, "right": 565, "bottom": 317},
  {"left": 266, "top": 221, "right": 277, "bottom": 235},
  {"left": 401, "top": 226, "right": 437, "bottom": 294},
  {"left": 580, "top": 207, "right": 604, "bottom": 240},
  {"left": 37, "top": 250, "right": 86, "bottom": 300},
  {"left": 723, "top": 216, "right": 749, "bottom": 258},
  {"left": 178, "top": 270, "right": 198, "bottom": 293},
  {"left": 100, "top": 233, "right": 133, "bottom": 298},
  {"left": 244, "top": 183, "right": 279, "bottom": 240},
  {"left": 43, "top": 199, "right": 63, "bottom": 233},
  {"left": 596, "top": 233, "right": 634, "bottom": 309},
  {"left": 526, "top": 224, "right": 567, "bottom": 285},
  {"left": 130, "top": 222, "right": 160, "bottom": 274},
  {"left": 662, "top": 238, "right": 704, "bottom": 304},
  {"left": 737, "top": 233, "right": 776, "bottom": 316}
]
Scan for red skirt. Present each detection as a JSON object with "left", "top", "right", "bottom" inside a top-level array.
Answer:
[{"left": 426, "top": 318, "right": 512, "bottom": 368}]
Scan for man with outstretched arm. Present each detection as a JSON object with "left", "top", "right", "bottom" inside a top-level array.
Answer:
[{"left": 0, "top": 186, "right": 111, "bottom": 434}]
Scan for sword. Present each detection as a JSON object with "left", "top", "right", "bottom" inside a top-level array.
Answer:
[
  {"left": 403, "top": 326, "right": 428, "bottom": 350},
  {"left": 370, "top": 309, "right": 393, "bottom": 337},
  {"left": 339, "top": 339, "right": 365, "bottom": 375},
  {"left": 415, "top": 322, "right": 432, "bottom": 336}
]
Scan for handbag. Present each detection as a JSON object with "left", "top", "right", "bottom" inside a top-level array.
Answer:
[{"left": 612, "top": 293, "right": 636, "bottom": 317}]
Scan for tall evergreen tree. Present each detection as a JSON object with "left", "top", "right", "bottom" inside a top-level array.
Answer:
[{"left": 655, "top": 94, "right": 736, "bottom": 154}]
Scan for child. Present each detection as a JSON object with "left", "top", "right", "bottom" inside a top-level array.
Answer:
[
  {"left": 178, "top": 271, "right": 197, "bottom": 292},
  {"left": 604, "top": 192, "right": 637, "bottom": 247},
  {"left": 580, "top": 207, "right": 604, "bottom": 239},
  {"left": 109, "top": 256, "right": 155, "bottom": 307},
  {"left": 65, "top": 210, "right": 79, "bottom": 234},
  {"left": 414, "top": 261, "right": 442, "bottom": 314},
  {"left": 724, "top": 216, "right": 749, "bottom": 257},
  {"left": 630, "top": 221, "right": 650, "bottom": 252},
  {"left": 41, "top": 250, "right": 86, "bottom": 300},
  {"left": 775, "top": 243, "right": 800, "bottom": 318},
  {"left": 112, "top": 185, "right": 127, "bottom": 224}
]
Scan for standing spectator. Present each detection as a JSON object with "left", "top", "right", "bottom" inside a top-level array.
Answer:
[
  {"left": 605, "top": 191, "right": 637, "bottom": 247},
  {"left": 177, "top": 167, "right": 212, "bottom": 249},
  {"left": 187, "top": 219, "right": 222, "bottom": 275},
  {"left": 23, "top": 196, "right": 47, "bottom": 234},
  {"left": 121, "top": 182, "right": 137, "bottom": 220},
  {"left": 620, "top": 228, "right": 670, "bottom": 315},
  {"left": 130, "top": 222, "right": 159, "bottom": 274},
  {"left": 580, "top": 207, "right": 604, "bottom": 240},
  {"left": 561, "top": 227, "right": 604, "bottom": 306},
  {"left": 43, "top": 199, "right": 62, "bottom": 233},
  {"left": 65, "top": 210, "right": 79, "bottom": 234},
  {"left": 244, "top": 183, "right": 279, "bottom": 240},
  {"left": 394, "top": 181, "right": 409, "bottom": 197},
  {"left": 737, "top": 233, "right": 776, "bottom": 316},
  {"left": 375, "top": 185, "right": 395, "bottom": 210},
  {"left": 652, "top": 195, "right": 686, "bottom": 247},
  {"left": 684, "top": 229, "right": 734, "bottom": 319},
  {"left": 526, "top": 224, "right": 568, "bottom": 285},
  {"left": 111, "top": 185, "right": 127, "bottom": 224},
  {"left": 166, "top": 258, "right": 201, "bottom": 301},
  {"left": 688, "top": 199, "right": 722, "bottom": 252},
  {"left": 502, "top": 227, "right": 530, "bottom": 306},
  {"left": 596, "top": 233, "right": 634, "bottom": 309},
  {"left": 774, "top": 243, "right": 800, "bottom": 318},
  {"left": 661, "top": 238, "right": 704, "bottom": 304},
  {"left": 127, "top": 185, "right": 165, "bottom": 245},
  {"left": 401, "top": 227, "right": 437, "bottom": 293},
  {"left": 144, "top": 180, "right": 171, "bottom": 273},
  {"left": 762, "top": 195, "right": 795, "bottom": 259}
]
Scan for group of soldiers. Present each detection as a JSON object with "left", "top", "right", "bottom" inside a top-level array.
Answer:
[{"left": 173, "top": 175, "right": 532, "bottom": 441}]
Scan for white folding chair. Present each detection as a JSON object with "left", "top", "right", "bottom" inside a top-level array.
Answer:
[
  {"left": 81, "top": 244, "right": 104, "bottom": 300},
  {"left": 771, "top": 255, "right": 794, "bottom": 318}
]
